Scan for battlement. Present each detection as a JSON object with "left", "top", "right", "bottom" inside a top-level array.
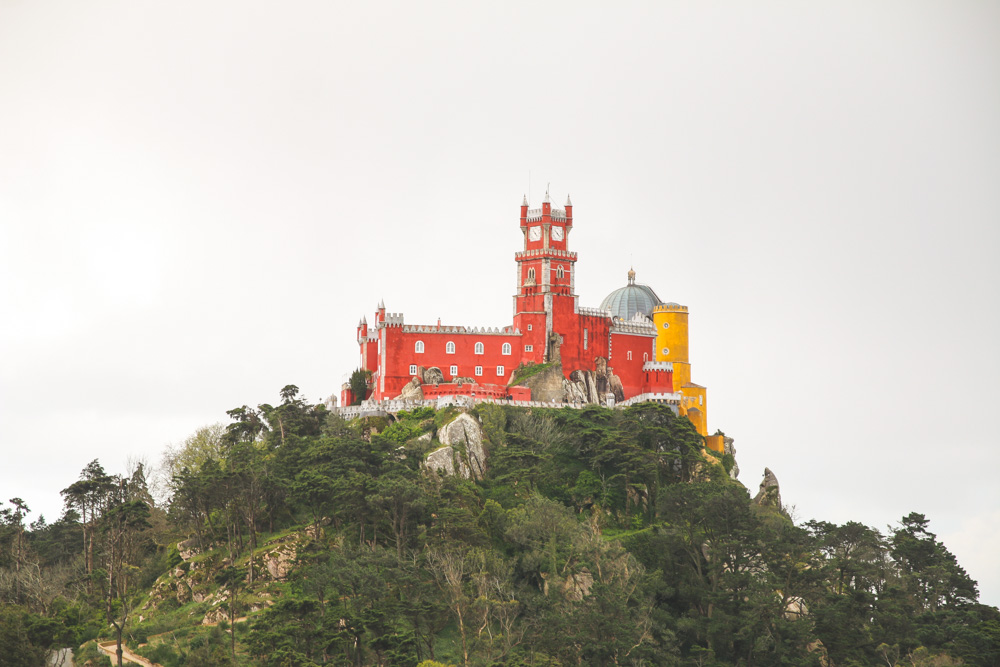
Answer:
[
  {"left": 652, "top": 303, "right": 688, "bottom": 313},
  {"left": 617, "top": 392, "right": 682, "bottom": 407},
  {"left": 612, "top": 319, "right": 657, "bottom": 335},
  {"left": 400, "top": 324, "right": 521, "bottom": 336},
  {"left": 378, "top": 312, "right": 405, "bottom": 327},
  {"left": 525, "top": 207, "right": 567, "bottom": 222},
  {"left": 577, "top": 306, "right": 612, "bottom": 319},
  {"left": 514, "top": 248, "right": 577, "bottom": 261},
  {"left": 642, "top": 361, "right": 673, "bottom": 372}
]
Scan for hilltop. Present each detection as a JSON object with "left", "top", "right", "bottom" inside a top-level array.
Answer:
[{"left": 1, "top": 388, "right": 998, "bottom": 666}]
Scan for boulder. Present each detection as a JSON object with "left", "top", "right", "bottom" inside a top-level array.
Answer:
[
  {"left": 397, "top": 377, "right": 424, "bottom": 401},
  {"left": 425, "top": 445, "right": 457, "bottom": 475},
  {"left": 176, "top": 581, "right": 191, "bottom": 604},
  {"left": 264, "top": 546, "right": 297, "bottom": 581},
  {"left": 783, "top": 596, "right": 809, "bottom": 620},
  {"left": 564, "top": 568, "right": 595, "bottom": 601},
  {"left": 562, "top": 378, "right": 587, "bottom": 403},
  {"left": 452, "top": 376, "right": 476, "bottom": 385},
  {"left": 177, "top": 538, "right": 199, "bottom": 561},
  {"left": 437, "top": 412, "right": 487, "bottom": 479},
  {"left": 753, "top": 467, "right": 782, "bottom": 510},
  {"left": 422, "top": 366, "right": 445, "bottom": 385}
]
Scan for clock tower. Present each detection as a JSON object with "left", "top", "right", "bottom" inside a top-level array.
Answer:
[{"left": 513, "top": 188, "right": 577, "bottom": 362}]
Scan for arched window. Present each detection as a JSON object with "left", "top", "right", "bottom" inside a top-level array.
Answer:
[
  {"left": 556, "top": 265, "right": 564, "bottom": 279},
  {"left": 643, "top": 352, "right": 648, "bottom": 361},
  {"left": 415, "top": 340, "right": 424, "bottom": 353},
  {"left": 627, "top": 350, "right": 632, "bottom": 361},
  {"left": 527, "top": 268, "right": 535, "bottom": 282},
  {"left": 501, "top": 343, "right": 511, "bottom": 355},
  {"left": 446, "top": 341, "right": 456, "bottom": 354},
  {"left": 474, "top": 342, "right": 484, "bottom": 355}
]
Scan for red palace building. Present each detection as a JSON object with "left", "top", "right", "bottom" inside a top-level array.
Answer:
[{"left": 342, "top": 190, "right": 710, "bottom": 435}]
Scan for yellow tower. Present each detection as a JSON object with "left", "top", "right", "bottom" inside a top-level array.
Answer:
[{"left": 652, "top": 302, "right": 709, "bottom": 438}]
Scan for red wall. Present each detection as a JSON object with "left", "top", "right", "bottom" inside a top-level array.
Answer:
[{"left": 377, "top": 327, "right": 523, "bottom": 400}]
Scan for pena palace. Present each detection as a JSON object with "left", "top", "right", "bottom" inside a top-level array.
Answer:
[{"left": 341, "top": 190, "right": 711, "bottom": 437}]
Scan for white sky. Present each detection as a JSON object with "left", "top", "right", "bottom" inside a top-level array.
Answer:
[{"left": 2, "top": 1, "right": 998, "bottom": 605}]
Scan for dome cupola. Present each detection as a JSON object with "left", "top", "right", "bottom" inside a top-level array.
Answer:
[{"left": 600, "top": 269, "right": 663, "bottom": 321}]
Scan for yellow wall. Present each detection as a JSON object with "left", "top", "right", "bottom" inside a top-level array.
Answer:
[
  {"left": 679, "top": 386, "right": 707, "bottom": 435},
  {"left": 704, "top": 434, "right": 725, "bottom": 454},
  {"left": 652, "top": 304, "right": 689, "bottom": 364},
  {"left": 652, "top": 303, "right": 710, "bottom": 436}
]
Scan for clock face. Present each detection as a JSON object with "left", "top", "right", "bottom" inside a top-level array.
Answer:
[
  {"left": 528, "top": 226, "right": 541, "bottom": 241},
  {"left": 551, "top": 226, "right": 564, "bottom": 241}
]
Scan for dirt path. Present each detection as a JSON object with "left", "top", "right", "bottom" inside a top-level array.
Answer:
[{"left": 97, "top": 640, "right": 162, "bottom": 667}]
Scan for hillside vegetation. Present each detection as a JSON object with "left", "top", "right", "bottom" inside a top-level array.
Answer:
[{"left": 1, "top": 386, "right": 998, "bottom": 666}]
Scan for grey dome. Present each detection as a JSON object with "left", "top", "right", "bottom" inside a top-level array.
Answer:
[{"left": 600, "top": 270, "right": 663, "bottom": 321}]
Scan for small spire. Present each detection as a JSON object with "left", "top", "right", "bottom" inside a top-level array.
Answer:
[
  {"left": 628, "top": 267, "right": 636, "bottom": 284},
  {"left": 565, "top": 193, "right": 572, "bottom": 206},
  {"left": 543, "top": 184, "right": 551, "bottom": 204},
  {"left": 378, "top": 298, "right": 385, "bottom": 309},
  {"left": 522, "top": 194, "right": 528, "bottom": 206}
]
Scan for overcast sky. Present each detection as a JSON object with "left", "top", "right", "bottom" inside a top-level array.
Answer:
[{"left": 2, "top": 1, "right": 998, "bottom": 605}]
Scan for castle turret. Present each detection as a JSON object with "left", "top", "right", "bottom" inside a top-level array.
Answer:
[{"left": 652, "top": 301, "right": 707, "bottom": 435}]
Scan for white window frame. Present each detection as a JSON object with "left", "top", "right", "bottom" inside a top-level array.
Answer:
[
  {"left": 446, "top": 341, "right": 456, "bottom": 354},
  {"left": 496, "top": 365, "right": 504, "bottom": 376},
  {"left": 474, "top": 342, "right": 484, "bottom": 355},
  {"left": 583, "top": 328, "right": 588, "bottom": 350},
  {"left": 474, "top": 365, "right": 483, "bottom": 376},
  {"left": 525, "top": 344, "right": 533, "bottom": 352},
  {"left": 527, "top": 324, "right": 532, "bottom": 331},
  {"left": 556, "top": 265, "right": 564, "bottom": 279},
  {"left": 627, "top": 350, "right": 632, "bottom": 361},
  {"left": 501, "top": 342, "right": 511, "bottom": 355},
  {"left": 409, "top": 364, "right": 418, "bottom": 375},
  {"left": 415, "top": 340, "right": 424, "bottom": 353},
  {"left": 450, "top": 365, "right": 458, "bottom": 377}
]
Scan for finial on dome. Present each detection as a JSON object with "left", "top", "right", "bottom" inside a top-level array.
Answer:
[
  {"left": 543, "top": 184, "right": 550, "bottom": 204},
  {"left": 565, "top": 193, "right": 572, "bottom": 206},
  {"left": 628, "top": 267, "right": 636, "bottom": 284},
  {"left": 522, "top": 194, "right": 528, "bottom": 206}
]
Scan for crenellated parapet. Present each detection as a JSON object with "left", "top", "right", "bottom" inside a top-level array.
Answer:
[
  {"left": 652, "top": 303, "right": 688, "bottom": 314},
  {"left": 525, "top": 207, "right": 568, "bottom": 222},
  {"left": 378, "top": 312, "right": 405, "bottom": 327},
  {"left": 617, "top": 392, "right": 682, "bottom": 407},
  {"left": 515, "top": 248, "right": 577, "bottom": 261},
  {"left": 642, "top": 361, "right": 673, "bottom": 372},
  {"left": 400, "top": 325, "right": 521, "bottom": 336},
  {"left": 612, "top": 319, "right": 657, "bottom": 335}
]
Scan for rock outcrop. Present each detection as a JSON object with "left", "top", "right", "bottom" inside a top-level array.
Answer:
[
  {"left": 425, "top": 446, "right": 458, "bottom": 476},
  {"left": 422, "top": 366, "right": 444, "bottom": 385},
  {"left": 753, "top": 467, "right": 782, "bottom": 510},
  {"left": 724, "top": 436, "right": 739, "bottom": 480},
  {"left": 436, "top": 412, "right": 487, "bottom": 479},
  {"left": 515, "top": 362, "right": 568, "bottom": 402},
  {"left": 562, "top": 358, "right": 623, "bottom": 406},
  {"left": 397, "top": 376, "right": 424, "bottom": 401}
]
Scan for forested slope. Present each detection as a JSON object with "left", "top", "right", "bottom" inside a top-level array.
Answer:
[{"left": 1, "top": 387, "right": 998, "bottom": 666}]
